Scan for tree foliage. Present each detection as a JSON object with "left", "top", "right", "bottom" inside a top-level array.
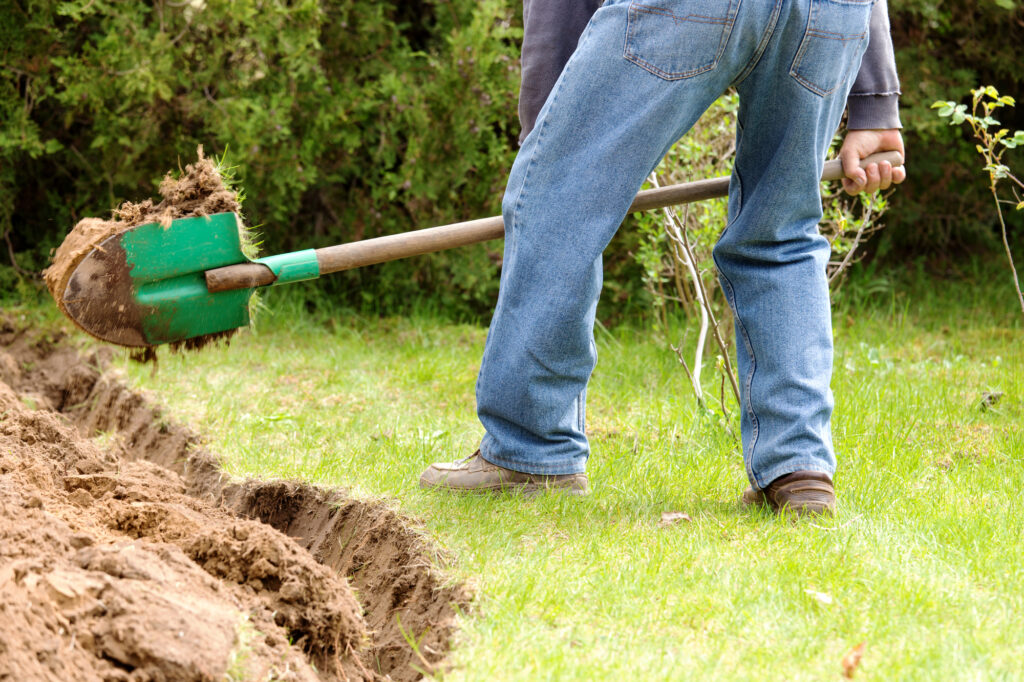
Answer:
[
  {"left": 2, "top": 0, "right": 1022, "bottom": 315},
  {"left": 2, "top": 0, "right": 521, "bottom": 314},
  {"left": 886, "top": 0, "right": 1024, "bottom": 255}
]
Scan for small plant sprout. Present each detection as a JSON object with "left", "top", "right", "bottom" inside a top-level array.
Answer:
[{"left": 933, "top": 86, "right": 1024, "bottom": 315}]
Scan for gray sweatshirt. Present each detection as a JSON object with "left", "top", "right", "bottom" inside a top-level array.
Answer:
[
  {"left": 847, "top": 0, "right": 902, "bottom": 130},
  {"left": 519, "top": 0, "right": 902, "bottom": 141}
]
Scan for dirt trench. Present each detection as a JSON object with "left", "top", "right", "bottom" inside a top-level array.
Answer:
[{"left": 0, "top": 320, "right": 469, "bottom": 682}]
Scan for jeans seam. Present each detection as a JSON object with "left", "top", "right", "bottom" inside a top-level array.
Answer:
[
  {"left": 736, "top": 282, "right": 760, "bottom": 484},
  {"left": 714, "top": 147, "right": 758, "bottom": 485},
  {"left": 730, "top": 0, "right": 783, "bottom": 89},
  {"left": 713, "top": 261, "right": 759, "bottom": 486}
]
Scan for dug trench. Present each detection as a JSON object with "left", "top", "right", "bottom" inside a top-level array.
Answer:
[{"left": 0, "top": 319, "right": 470, "bottom": 681}]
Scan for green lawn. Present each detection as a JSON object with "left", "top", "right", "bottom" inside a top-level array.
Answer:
[{"left": 39, "top": 266, "right": 1024, "bottom": 680}]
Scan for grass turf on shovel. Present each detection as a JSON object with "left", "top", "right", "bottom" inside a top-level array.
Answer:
[{"left": 56, "top": 152, "right": 902, "bottom": 348}]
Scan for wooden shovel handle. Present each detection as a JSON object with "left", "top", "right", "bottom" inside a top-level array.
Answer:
[{"left": 205, "top": 151, "right": 903, "bottom": 293}]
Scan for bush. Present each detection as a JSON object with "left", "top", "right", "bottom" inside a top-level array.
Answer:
[
  {"left": 4, "top": 0, "right": 1022, "bottom": 320},
  {"left": 886, "top": 0, "right": 1024, "bottom": 255},
  {"left": 1, "top": 0, "right": 521, "bottom": 316}
]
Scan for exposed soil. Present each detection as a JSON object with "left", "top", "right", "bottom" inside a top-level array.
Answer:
[
  {"left": 0, "top": 321, "right": 469, "bottom": 681},
  {"left": 43, "top": 146, "right": 244, "bottom": 353}
]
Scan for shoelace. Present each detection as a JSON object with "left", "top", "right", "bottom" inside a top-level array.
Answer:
[{"left": 452, "top": 451, "right": 481, "bottom": 467}]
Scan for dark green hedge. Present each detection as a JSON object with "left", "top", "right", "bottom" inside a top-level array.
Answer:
[
  {"left": 2, "top": 0, "right": 521, "bottom": 314},
  {"left": 886, "top": 0, "right": 1024, "bottom": 255},
  {"left": 3, "top": 0, "right": 1022, "bottom": 316}
]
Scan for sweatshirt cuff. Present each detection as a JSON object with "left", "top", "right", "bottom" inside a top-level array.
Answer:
[{"left": 846, "top": 93, "right": 902, "bottom": 130}]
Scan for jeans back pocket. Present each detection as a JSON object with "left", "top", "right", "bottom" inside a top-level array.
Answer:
[
  {"left": 624, "top": 0, "right": 741, "bottom": 80},
  {"left": 790, "top": 0, "right": 874, "bottom": 97}
]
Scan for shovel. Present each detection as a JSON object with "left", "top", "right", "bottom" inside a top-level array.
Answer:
[{"left": 60, "top": 152, "right": 902, "bottom": 348}]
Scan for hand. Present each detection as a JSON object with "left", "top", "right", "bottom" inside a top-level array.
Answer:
[{"left": 839, "top": 128, "right": 906, "bottom": 195}]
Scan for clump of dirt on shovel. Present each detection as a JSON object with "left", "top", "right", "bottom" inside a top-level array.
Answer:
[{"left": 43, "top": 146, "right": 245, "bottom": 359}]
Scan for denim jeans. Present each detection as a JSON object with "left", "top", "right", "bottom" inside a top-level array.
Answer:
[{"left": 477, "top": 0, "right": 875, "bottom": 489}]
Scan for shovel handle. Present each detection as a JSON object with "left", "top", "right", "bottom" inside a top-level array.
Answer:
[{"left": 205, "top": 151, "right": 903, "bottom": 293}]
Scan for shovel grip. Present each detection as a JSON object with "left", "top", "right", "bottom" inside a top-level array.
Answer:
[{"left": 205, "top": 151, "right": 903, "bottom": 293}]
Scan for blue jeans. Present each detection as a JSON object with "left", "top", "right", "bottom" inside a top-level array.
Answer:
[{"left": 477, "top": 0, "right": 874, "bottom": 488}]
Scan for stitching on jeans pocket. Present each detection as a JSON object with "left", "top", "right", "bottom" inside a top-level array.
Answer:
[
  {"left": 789, "top": 0, "right": 874, "bottom": 97},
  {"left": 623, "top": 0, "right": 741, "bottom": 80}
]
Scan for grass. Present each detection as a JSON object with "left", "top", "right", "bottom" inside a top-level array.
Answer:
[{"left": 19, "top": 262, "right": 1024, "bottom": 681}]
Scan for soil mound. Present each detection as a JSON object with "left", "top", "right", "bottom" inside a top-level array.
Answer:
[
  {"left": 43, "top": 146, "right": 244, "bottom": 350},
  {"left": 0, "top": 322, "right": 470, "bottom": 681}
]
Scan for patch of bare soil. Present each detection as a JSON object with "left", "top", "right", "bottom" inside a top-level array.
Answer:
[
  {"left": 0, "top": 321, "right": 470, "bottom": 681},
  {"left": 43, "top": 146, "right": 243, "bottom": 353}
]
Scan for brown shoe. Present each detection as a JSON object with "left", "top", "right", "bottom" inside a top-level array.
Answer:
[
  {"left": 419, "top": 451, "right": 589, "bottom": 496},
  {"left": 741, "top": 471, "right": 835, "bottom": 516}
]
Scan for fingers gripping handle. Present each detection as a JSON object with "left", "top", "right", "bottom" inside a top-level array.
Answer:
[
  {"left": 205, "top": 151, "right": 904, "bottom": 293},
  {"left": 824, "top": 150, "right": 903, "bottom": 182}
]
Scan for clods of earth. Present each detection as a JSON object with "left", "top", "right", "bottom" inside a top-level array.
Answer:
[
  {"left": 0, "top": 320, "right": 469, "bottom": 681},
  {"left": 43, "top": 146, "right": 248, "bottom": 356}
]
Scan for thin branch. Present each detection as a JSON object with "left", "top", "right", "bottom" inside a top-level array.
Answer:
[
  {"left": 677, "top": 215, "right": 741, "bottom": 406},
  {"left": 668, "top": 221, "right": 709, "bottom": 402},
  {"left": 991, "top": 184, "right": 1024, "bottom": 314},
  {"left": 651, "top": 172, "right": 706, "bottom": 404},
  {"left": 828, "top": 193, "right": 878, "bottom": 285},
  {"left": 203, "top": 86, "right": 229, "bottom": 118},
  {"left": 669, "top": 340, "right": 706, "bottom": 411},
  {"left": 3, "top": 229, "right": 32, "bottom": 277}
]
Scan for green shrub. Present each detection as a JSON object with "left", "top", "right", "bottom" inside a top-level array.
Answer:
[
  {"left": 4, "top": 0, "right": 1022, "bottom": 320},
  {"left": 886, "top": 0, "right": 1024, "bottom": 254},
  {"left": 1, "top": 0, "right": 521, "bottom": 316}
]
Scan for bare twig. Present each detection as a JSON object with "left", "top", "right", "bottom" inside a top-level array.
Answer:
[
  {"left": 681, "top": 220, "right": 740, "bottom": 406},
  {"left": 828, "top": 192, "right": 879, "bottom": 285},
  {"left": 665, "top": 209, "right": 708, "bottom": 404},
  {"left": 651, "top": 172, "right": 707, "bottom": 404},
  {"left": 3, "top": 229, "right": 32, "bottom": 277},
  {"left": 669, "top": 340, "right": 705, "bottom": 410},
  {"left": 647, "top": 161, "right": 743, "bottom": 414},
  {"left": 203, "top": 86, "right": 230, "bottom": 118},
  {"left": 991, "top": 185, "right": 1024, "bottom": 313}
]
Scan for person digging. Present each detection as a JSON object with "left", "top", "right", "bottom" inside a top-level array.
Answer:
[{"left": 421, "top": 0, "right": 907, "bottom": 516}]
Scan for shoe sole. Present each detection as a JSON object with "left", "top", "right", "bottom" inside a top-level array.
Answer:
[
  {"left": 419, "top": 478, "right": 590, "bottom": 497},
  {"left": 741, "top": 487, "right": 834, "bottom": 517}
]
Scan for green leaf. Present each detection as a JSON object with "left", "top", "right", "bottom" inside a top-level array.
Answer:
[{"left": 985, "top": 163, "right": 1010, "bottom": 179}]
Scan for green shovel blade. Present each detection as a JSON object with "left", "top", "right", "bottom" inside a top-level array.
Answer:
[{"left": 62, "top": 212, "right": 254, "bottom": 347}]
